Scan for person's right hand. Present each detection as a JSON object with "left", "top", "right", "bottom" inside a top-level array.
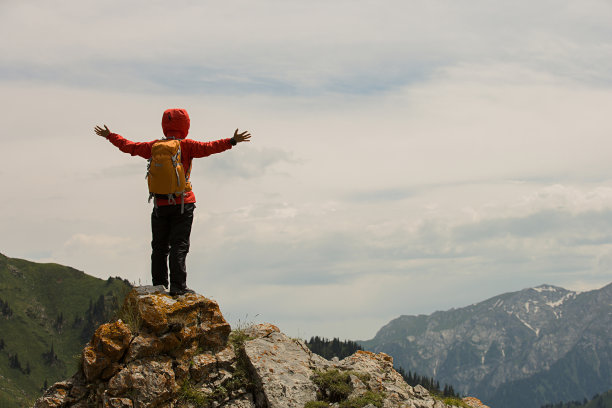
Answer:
[{"left": 94, "top": 125, "right": 110, "bottom": 138}]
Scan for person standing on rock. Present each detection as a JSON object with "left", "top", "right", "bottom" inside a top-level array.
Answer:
[{"left": 94, "top": 108, "right": 251, "bottom": 296}]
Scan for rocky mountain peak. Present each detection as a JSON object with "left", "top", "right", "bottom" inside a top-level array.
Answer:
[
  {"left": 362, "top": 283, "right": 612, "bottom": 408},
  {"left": 34, "top": 286, "right": 472, "bottom": 408}
]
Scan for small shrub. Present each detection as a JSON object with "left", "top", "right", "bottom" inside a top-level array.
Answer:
[
  {"left": 312, "top": 369, "right": 353, "bottom": 402},
  {"left": 353, "top": 372, "right": 371, "bottom": 384},
  {"left": 340, "top": 391, "right": 385, "bottom": 408},
  {"left": 178, "top": 380, "right": 210, "bottom": 407},
  {"left": 441, "top": 396, "right": 471, "bottom": 408},
  {"left": 225, "top": 328, "right": 257, "bottom": 397},
  {"left": 228, "top": 329, "right": 253, "bottom": 349},
  {"left": 306, "top": 368, "right": 387, "bottom": 408},
  {"left": 116, "top": 293, "right": 142, "bottom": 333}
]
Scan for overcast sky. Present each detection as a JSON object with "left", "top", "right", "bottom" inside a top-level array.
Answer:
[{"left": 1, "top": 0, "right": 612, "bottom": 340}]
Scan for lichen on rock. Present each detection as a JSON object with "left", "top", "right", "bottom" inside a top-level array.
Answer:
[{"left": 35, "top": 286, "right": 231, "bottom": 408}]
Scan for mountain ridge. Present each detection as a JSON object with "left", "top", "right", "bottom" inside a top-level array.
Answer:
[{"left": 361, "top": 282, "right": 612, "bottom": 408}]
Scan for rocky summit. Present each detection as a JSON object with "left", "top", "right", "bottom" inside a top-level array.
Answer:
[{"left": 34, "top": 287, "right": 467, "bottom": 408}]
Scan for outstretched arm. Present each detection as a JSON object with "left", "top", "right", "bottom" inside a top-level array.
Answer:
[
  {"left": 94, "top": 124, "right": 152, "bottom": 159},
  {"left": 186, "top": 129, "right": 252, "bottom": 158}
]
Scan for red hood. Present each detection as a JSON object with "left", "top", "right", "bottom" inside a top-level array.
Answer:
[{"left": 161, "top": 108, "right": 190, "bottom": 139}]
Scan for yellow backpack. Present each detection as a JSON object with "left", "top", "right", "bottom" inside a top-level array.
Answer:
[{"left": 146, "top": 139, "right": 191, "bottom": 210}]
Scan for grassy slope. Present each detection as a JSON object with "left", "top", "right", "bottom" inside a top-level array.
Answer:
[{"left": 0, "top": 253, "right": 131, "bottom": 408}]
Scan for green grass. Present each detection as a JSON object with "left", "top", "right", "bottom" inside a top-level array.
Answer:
[
  {"left": 228, "top": 329, "right": 254, "bottom": 350},
  {"left": 178, "top": 379, "right": 212, "bottom": 407},
  {"left": 340, "top": 390, "right": 385, "bottom": 408},
  {"left": 226, "top": 328, "right": 257, "bottom": 396},
  {"left": 306, "top": 368, "right": 385, "bottom": 408},
  {"left": 312, "top": 369, "right": 353, "bottom": 402},
  {"left": 115, "top": 288, "right": 143, "bottom": 333},
  {"left": 440, "top": 396, "right": 472, "bottom": 408},
  {"left": 0, "top": 253, "right": 132, "bottom": 407}
]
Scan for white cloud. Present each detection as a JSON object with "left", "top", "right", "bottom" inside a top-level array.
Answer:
[
  {"left": 3, "top": 1, "right": 612, "bottom": 94},
  {"left": 1, "top": 0, "right": 612, "bottom": 340}
]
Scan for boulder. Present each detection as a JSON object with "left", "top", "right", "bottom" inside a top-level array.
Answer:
[
  {"left": 463, "top": 396, "right": 493, "bottom": 408},
  {"left": 106, "top": 356, "right": 177, "bottom": 406},
  {"left": 243, "top": 324, "right": 327, "bottom": 407},
  {"left": 82, "top": 320, "right": 132, "bottom": 381},
  {"left": 35, "top": 287, "right": 232, "bottom": 407}
]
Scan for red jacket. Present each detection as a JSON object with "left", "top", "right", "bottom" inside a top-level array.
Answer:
[{"left": 106, "top": 109, "right": 233, "bottom": 206}]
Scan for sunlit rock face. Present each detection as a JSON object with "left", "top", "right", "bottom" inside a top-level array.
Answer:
[{"left": 35, "top": 286, "right": 231, "bottom": 408}]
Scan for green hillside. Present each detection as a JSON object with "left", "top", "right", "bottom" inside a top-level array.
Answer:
[{"left": 0, "top": 253, "right": 132, "bottom": 408}]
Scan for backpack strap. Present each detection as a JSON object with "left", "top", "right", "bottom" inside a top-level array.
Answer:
[
  {"left": 186, "top": 160, "right": 192, "bottom": 183},
  {"left": 146, "top": 158, "right": 152, "bottom": 179},
  {"left": 171, "top": 149, "right": 181, "bottom": 186}
]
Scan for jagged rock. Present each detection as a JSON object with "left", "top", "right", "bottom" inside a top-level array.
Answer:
[
  {"left": 463, "top": 396, "right": 492, "bottom": 408},
  {"left": 34, "top": 381, "right": 70, "bottom": 408},
  {"left": 413, "top": 384, "right": 429, "bottom": 398},
  {"left": 191, "top": 352, "right": 217, "bottom": 381},
  {"left": 35, "top": 288, "right": 231, "bottom": 407},
  {"left": 132, "top": 285, "right": 167, "bottom": 295},
  {"left": 243, "top": 324, "right": 327, "bottom": 407},
  {"left": 337, "top": 351, "right": 441, "bottom": 408},
  {"left": 126, "top": 288, "right": 230, "bottom": 349},
  {"left": 82, "top": 320, "right": 132, "bottom": 381},
  {"left": 107, "top": 356, "right": 176, "bottom": 406},
  {"left": 124, "top": 331, "right": 163, "bottom": 362},
  {"left": 34, "top": 376, "right": 88, "bottom": 408},
  {"left": 221, "top": 393, "right": 256, "bottom": 407},
  {"left": 103, "top": 396, "right": 134, "bottom": 407},
  {"left": 93, "top": 321, "right": 132, "bottom": 361},
  {"left": 35, "top": 290, "right": 462, "bottom": 408},
  {"left": 216, "top": 344, "right": 237, "bottom": 369}
]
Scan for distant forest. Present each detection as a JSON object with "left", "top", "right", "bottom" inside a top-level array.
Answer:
[
  {"left": 305, "top": 336, "right": 363, "bottom": 360},
  {"left": 305, "top": 336, "right": 461, "bottom": 398},
  {"left": 541, "top": 389, "right": 612, "bottom": 408}
]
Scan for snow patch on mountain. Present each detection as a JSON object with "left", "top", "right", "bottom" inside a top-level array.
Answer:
[
  {"left": 546, "top": 292, "right": 576, "bottom": 308},
  {"left": 515, "top": 314, "right": 540, "bottom": 336},
  {"left": 532, "top": 285, "right": 559, "bottom": 293}
]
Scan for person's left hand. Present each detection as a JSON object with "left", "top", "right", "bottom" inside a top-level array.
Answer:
[
  {"left": 233, "top": 129, "right": 252, "bottom": 143},
  {"left": 94, "top": 125, "right": 111, "bottom": 138}
]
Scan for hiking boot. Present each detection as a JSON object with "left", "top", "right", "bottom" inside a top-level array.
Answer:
[{"left": 169, "top": 286, "right": 195, "bottom": 296}]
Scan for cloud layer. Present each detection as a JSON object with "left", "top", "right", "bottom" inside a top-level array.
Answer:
[{"left": 1, "top": 0, "right": 612, "bottom": 339}]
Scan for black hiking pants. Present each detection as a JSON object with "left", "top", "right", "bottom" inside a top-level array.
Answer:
[{"left": 151, "top": 203, "right": 195, "bottom": 290}]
